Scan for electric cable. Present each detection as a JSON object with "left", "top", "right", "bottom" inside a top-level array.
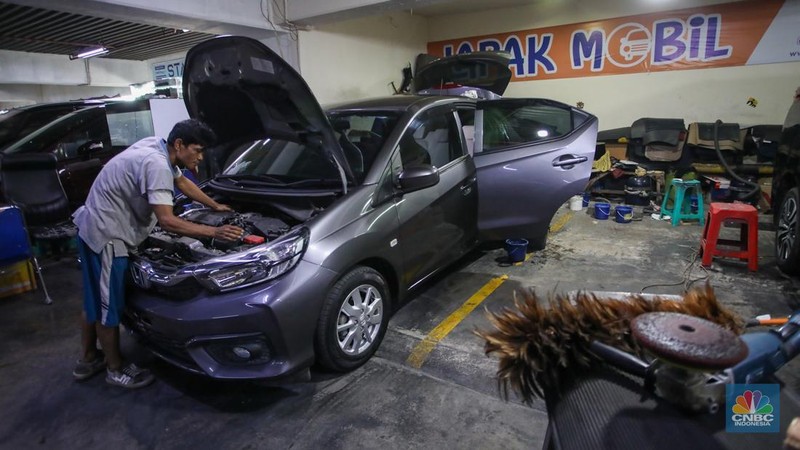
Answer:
[
  {"left": 712, "top": 119, "right": 760, "bottom": 201},
  {"left": 639, "top": 245, "right": 709, "bottom": 293}
]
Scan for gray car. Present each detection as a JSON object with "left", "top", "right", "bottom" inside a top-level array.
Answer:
[{"left": 124, "top": 36, "right": 598, "bottom": 380}]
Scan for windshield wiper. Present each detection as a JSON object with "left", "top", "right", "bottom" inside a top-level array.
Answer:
[
  {"left": 284, "top": 179, "right": 342, "bottom": 188},
  {"left": 215, "top": 174, "right": 286, "bottom": 186}
]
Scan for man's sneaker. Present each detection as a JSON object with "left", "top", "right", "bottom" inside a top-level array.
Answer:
[
  {"left": 72, "top": 351, "right": 107, "bottom": 381},
  {"left": 105, "top": 363, "right": 155, "bottom": 389}
]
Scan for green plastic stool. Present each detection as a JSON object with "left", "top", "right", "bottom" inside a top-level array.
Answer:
[{"left": 660, "top": 178, "right": 704, "bottom": 226}]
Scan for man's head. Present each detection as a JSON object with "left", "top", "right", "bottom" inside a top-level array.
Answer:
[{"left": 167, "top": 119, "right": 217, "bottom": 171}]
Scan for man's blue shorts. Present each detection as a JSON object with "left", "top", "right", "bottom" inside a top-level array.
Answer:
[{"left": 77, "top": 237, "right": 129, "bottom": 327}]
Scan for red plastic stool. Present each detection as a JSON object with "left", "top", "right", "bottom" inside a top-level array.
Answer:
[{"left": 700, "top": 202, "right": 759, "bottom": 271}]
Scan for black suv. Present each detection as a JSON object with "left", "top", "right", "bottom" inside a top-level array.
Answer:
[
  {"left": 0, "top": 101, "right": 98, "bottom": 150},
  {"left": 773, "top": 93, "right": 800, "bottom": 274},
  {"left": 1, "top": 98, "right": 185, "bottom": 208}
]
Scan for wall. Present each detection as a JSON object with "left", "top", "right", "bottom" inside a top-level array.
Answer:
[
  {"left": 0, "top": 49, "right": 151, "bottom": 107},
  {"left": 298, "top": 12, "right": 428, "bottom": 106},
  {"left": 0, "top": 50, "right": 150, "bottom": 87},
  {"left": 426, "top": 0, "right": 800, "bottom": 129},
  {"left": 0, "top": 84, "right": 131, "bottom": 109}
]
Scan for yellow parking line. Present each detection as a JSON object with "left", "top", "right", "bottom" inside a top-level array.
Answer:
[
  {"left": 405, "top": 210, "right": 575, "bottom": 368},
  {"left": 405, "top": 275, "right": 508, "bottom": 369},
  {"left": 549, "top": 211, "right": 574, "bottom": 234}
]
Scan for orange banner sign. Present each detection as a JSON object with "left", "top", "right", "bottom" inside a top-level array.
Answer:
[{"left": 426, "top": 0, "right": 799, "bottom": 81}]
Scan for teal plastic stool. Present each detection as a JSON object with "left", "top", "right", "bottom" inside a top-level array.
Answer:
[{"left": 660, "top": 178, "right": 704, "bottom": 226}]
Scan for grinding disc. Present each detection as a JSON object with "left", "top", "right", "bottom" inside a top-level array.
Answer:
[{"left": 631, "top": 312, "right": 748, "bottom": 370}]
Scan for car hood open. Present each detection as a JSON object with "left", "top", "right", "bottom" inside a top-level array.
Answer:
[
  {"left": 414, "top": 51, "right": 512, "bottom": 97},
  {"left": 182, "top": 36, "right": 352, "bottom": 191}
]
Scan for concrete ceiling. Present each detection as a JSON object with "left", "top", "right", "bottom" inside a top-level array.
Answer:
[{"left": 0, "top": 1, "right": 218, "bottom": 61}]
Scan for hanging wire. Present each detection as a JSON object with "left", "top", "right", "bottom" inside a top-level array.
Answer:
[
  {"left": 262, "top": 0, "right": 300, "bottom": 41},
  {"left": 259, "top": 0, "right": 303, "bottom": 62}
]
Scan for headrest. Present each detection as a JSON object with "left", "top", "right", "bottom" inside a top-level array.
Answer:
[{"left": 0, "top": 153, "right": 58, "bottom": 172}]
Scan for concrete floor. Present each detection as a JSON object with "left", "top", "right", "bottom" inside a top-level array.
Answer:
[{"left": 1, "top": 202, "right": 798, "bottom": 449}]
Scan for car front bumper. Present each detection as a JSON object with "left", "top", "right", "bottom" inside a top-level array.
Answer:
[{"left": 123, "top": 259, "right": 338, "bottom": 379}]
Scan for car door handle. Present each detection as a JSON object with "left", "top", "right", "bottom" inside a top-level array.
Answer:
[
  {"left": 461, "top": 177, "right": 476, "bottom": 195},
  {"left": 552, "top": 155, "right": 588, "bottom": 168}
]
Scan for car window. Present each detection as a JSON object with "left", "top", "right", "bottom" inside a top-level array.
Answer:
[
  {"left": 106, "top": 109, "right": 155, "bottom": 149},
  {"left": 2, "top": 107, "right": 110, "bottom": 159},
  {"left": 326, "top": 111, "right": 400, "bottom": 184},
  {"left": 397, "top": 109, "right": 464, "bottom": 169},
  {"left": 375, "top": 150, "right": 402, "bottom": 205},
  {"left": 457, "top": 109, "right": 476, "bottom": 156},
  {"left": 0, "top": 106, "right": 80, "bottom": 149},
  {"left": 50, "top": 114, "right": 109, "bottom": 161},
  {"left": 480, "top": 101, "right": 589, "bottom": 152}
]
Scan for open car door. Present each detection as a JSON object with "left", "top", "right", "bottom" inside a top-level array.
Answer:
[{"left": 474, "top": 99, "right": 598, "bottom": 248}]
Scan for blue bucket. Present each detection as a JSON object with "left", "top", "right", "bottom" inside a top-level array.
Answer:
[
  {"left": 689, "top": 194, "right": 699, "bottom": 214},
  {"left": 505, "top": 238, "right": 529, "bottom": 263},
  {"left": 615, "top": 205, "right": 633, "bottom": 223},
  {"left": 582, "top": 192, "right": 591, "bottom": 207},
  {"left": 594, "top": 202, "right": 611, "bottom": 220}
]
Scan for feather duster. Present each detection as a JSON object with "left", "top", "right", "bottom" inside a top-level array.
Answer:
[{"left": 475, "top": 284, "right": 742, "bottom": 405}]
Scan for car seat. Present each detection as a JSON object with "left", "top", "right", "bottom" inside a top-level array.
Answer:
[
  {"left": 330, "top": 118, "right": 364, "bottom": 180},
  {"left": 0, "top": 153, "right": 76, "bottom": 240}
]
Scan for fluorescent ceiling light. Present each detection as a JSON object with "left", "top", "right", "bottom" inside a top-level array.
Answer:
[{"left": 69, "top": 46, "right": 109, "bottom": 60}]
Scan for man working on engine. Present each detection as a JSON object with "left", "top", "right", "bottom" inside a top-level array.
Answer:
[{"left": 71, "top": 118, "right": 243, "bottom": 389}]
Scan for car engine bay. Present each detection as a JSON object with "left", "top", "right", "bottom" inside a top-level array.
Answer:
[{"left": 135, "top": 207, "right": 293, "bottom": 268}]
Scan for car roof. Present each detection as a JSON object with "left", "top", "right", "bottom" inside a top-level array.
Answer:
[
  {"left": 0, "top": 99, "right": 117, "bottom": 117},
  {"left": 325, "top": 95, "right": 468, "bottom": 114}
]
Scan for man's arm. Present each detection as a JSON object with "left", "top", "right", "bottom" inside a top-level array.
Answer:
[
  {"left": 152, "top": 204, "right": 243, "bottom": 241},
  {"left": 174, "top": 175, "right": 232, "bottom": 211}
]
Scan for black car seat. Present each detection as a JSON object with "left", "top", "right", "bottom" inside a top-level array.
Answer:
[
  {"left": 339, "top": 134, "right": 364, "bottom": 178},
  {"left": 330, "top": 118, "right": 364, "bottom": 181},
  {"left": 0, "top": 152, "right": 76, "bottom": 257}
]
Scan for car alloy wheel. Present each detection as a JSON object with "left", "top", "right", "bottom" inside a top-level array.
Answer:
[
  {"left": 336, "top": 284, "right": 383, "bottom": 356},
  {"left": 776, "top": 187, "right": 800, "bottom": 274},
  {"left": 315, "top": 266, "right": 391, "bottom": 371}
]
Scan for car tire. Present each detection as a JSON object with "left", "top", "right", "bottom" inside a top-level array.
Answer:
[
  {"left": 528, "top": 233, "right": 547, "bottom": 251},
  {"left": 315, "top": 266, "right": 391, "bottom": 372},
  {"left": 776, "top": 187, "right": 800, "bottom": 274}
]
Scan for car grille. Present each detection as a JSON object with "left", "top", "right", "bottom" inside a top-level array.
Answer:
[
  {"left": 123, "top": 310, "right": 196, "bottom": 367},
  {"left": 152, "top": 278, "right": 203, "bottom": 301},
  {"left": 127, "top": 274, "right": 203, "bottom": 301}
]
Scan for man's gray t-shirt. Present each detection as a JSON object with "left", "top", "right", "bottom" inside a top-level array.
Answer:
[{"left": 73, "top": 136, "right": 182, "bottom": 255}]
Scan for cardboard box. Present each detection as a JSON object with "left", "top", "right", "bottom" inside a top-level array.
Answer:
[
  {"left": 0, "top": 260, "right": 37, "bottom": 299},
  {"left": 606, "top": 143, "right": 627, "bottom": 160}
]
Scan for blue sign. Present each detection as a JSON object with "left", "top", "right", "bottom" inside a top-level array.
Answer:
[{"left": 726, "top": 384, "right": 780, "bottom": 433}]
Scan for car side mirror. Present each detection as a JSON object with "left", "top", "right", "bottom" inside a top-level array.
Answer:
[{"left": 398, "top": 164, "right": 439, "bottom": 193}]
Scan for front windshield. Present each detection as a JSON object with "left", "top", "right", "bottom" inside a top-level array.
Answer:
[
  {"left": 222, "top": 139, "right": 341, "bottom": 185},
  {"left": 220, "top": 111, "right": 400, "bottom": 186}
]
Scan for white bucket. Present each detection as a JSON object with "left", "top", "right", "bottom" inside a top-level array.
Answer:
[{"left": 569, "top": 195, "right": 583, "bottom": 211}]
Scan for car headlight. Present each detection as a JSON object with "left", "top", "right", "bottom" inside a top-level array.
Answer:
[{"left": 195, "top": 228, "right": 309, "bottom": 292}]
